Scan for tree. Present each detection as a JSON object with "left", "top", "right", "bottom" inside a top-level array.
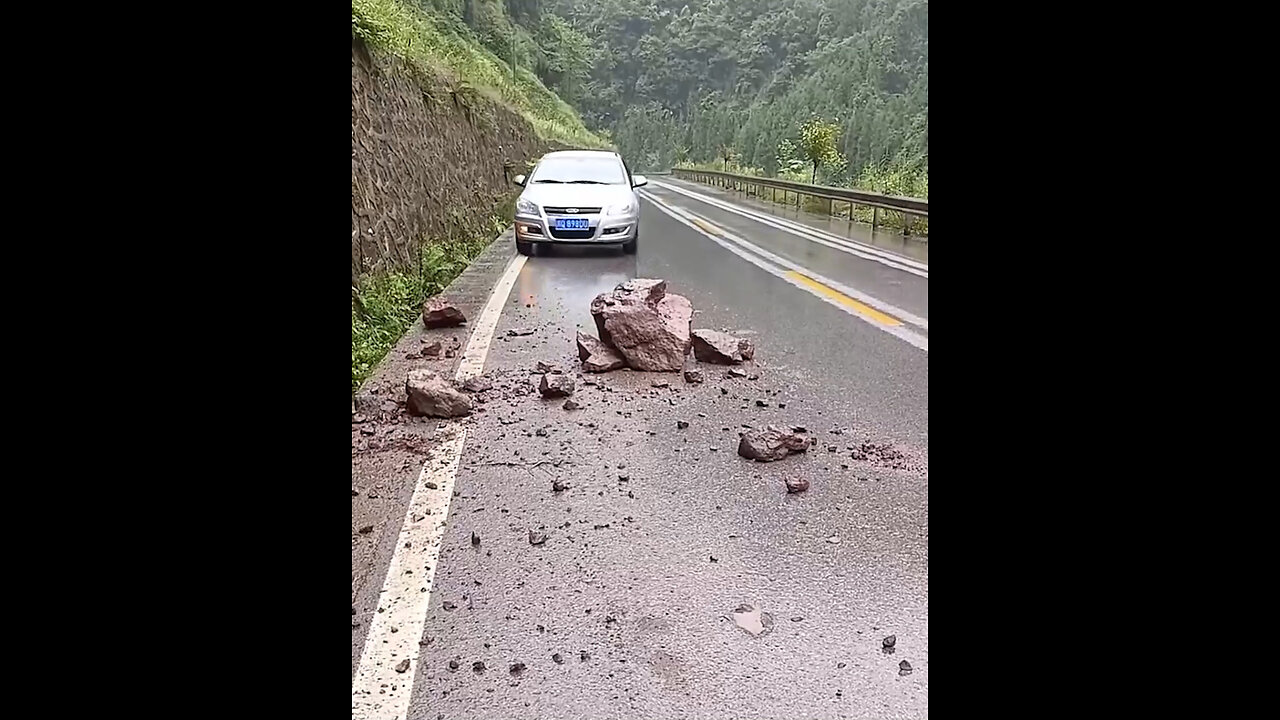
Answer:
[
  {"left": 797, "top": 117, "right": 841, "bottom": 183},
  {"left": 717, "top": 144, "right": 736, "bottom": 171}
]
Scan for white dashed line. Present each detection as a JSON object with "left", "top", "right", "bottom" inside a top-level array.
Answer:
[{"left": 352, "top": 250, "right": 527, "bottom": 720}]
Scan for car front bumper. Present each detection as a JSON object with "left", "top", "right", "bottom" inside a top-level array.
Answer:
[{"left": 515, "top": 212, "right": 637, "bottom": 244}]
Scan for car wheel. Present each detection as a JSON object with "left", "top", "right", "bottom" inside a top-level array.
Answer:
[
  {"left": 517, "top": 240, "right": 535, "bottom": 256},
  {"left": 622, "top": 237, "right": 637, "bottom": 254}
]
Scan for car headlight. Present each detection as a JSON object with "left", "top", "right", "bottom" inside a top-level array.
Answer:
[
  {"left": 516, "top": 198, "right": 540, "bottom": 215},
  {"left": 605, "top": 202, "right": 635, "bottom": 217}
]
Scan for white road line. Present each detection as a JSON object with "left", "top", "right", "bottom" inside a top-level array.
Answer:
[
  {"left": 641, "top": 192, "right": 928, "bottom": 352},
  {"left": 352, "top": 250, "right": 528, "bottom": 720},
  {"left": 650, "top": 179, "right": 928, "bottom": 278},
  {"left": 642, "top": 188, "right": 927, "bottom": 331}
]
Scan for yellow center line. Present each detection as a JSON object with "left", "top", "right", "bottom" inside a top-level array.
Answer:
[
  {"left": 690, "top": 217, "right": 721, "bottom": 236},
  {"left": 785, "top": 271, "right": 903, "bottom": 326}
]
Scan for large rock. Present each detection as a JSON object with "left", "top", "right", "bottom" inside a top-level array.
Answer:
[
  {"left": 738, "top": 425, "right": 813, "bottom": 462},
  {"left": 539, "top": 372, "right": 575, "bottom": 398},
  {"left": 590, "top": 279, "right": 692, "bottom": 372},
  {"left": 577, "top": 332, "right": 625, "bottom": 373},
  {"left": 691, "top": 329, "right": 755, "bottom": 364},
  {"left": 422, "top": 298, "right": 466, "bottom": 328},
  {"left": 406, "top": 369, "right": 472, "bottom": 417}
]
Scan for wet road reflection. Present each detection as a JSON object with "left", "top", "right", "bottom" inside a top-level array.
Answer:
[
  {"left": 663, "top": 177, "right": 929, "bottom": 265},
  {"left": 515, "top": 245, "right": 637, "bottom": 330}
]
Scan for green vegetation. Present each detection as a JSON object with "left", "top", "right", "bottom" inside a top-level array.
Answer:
[
  {"left": 351, "top": 0, "right": 604, "bottom": 148},
  {"left": 527, "top": 0, "right": 926, "bottom": 195},
  {"left": 351, "top": 198, "right": 514, "bottom": 393}
]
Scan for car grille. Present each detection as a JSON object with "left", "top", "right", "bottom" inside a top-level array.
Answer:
[
  {"left": 544, "top": 207, "right": 601, "bottom": 215},
  {"left": 549, "top": 228, "right": 595, "bottom": 240}
]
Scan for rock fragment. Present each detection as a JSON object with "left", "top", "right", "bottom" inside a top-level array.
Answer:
[
  {"left": 691, "top": 329, "right": 755, "bottom": 364},
  {"left": 539, "top": 372, "right": 575, "bottom": 398},
  {"left": 406, "top": 369, "right": 472, "bottom": 417},
  {"left": 589, "top": 279, "right": 692, "bottom": 371},
  {"left": 577, "top": 332, "right": 626, "bottom": 373},
  {"left": 737, "top": 425, "right": 813, "bottom": 462},
  {"left": 422, "top": 298, "right": 465, "bottom": 328}
]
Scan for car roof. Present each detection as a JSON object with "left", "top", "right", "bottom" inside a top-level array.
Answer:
[{"left": 541, "top": 150, "right": 620, "bottom": 160}]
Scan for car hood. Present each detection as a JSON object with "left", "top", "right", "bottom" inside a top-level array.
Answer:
[{"left": 520, "top": 184, "right": 632, "bottom": 209}]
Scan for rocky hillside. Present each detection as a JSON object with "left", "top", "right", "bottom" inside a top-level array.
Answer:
[{"left": 352, "top": 35, "right": 544, "bottom": 280}]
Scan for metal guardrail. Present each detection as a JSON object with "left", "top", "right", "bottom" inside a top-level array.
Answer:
[{"left": 670, "top": 167, "right": 928, "bottom": 237}]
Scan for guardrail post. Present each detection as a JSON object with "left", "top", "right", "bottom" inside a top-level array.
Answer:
[
  {"left": 872, "top": 206, "right": 879, "bottom": 233},
  {"left": 848, "top": 202, "right": 854, "bottom": 231},
  {"left": 903, "top": 213, "right": 911, "bottom": 238}
]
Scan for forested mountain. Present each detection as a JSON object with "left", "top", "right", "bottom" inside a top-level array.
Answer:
[{"left": 427, "top": 0, "right": 928, "bottom": 192}]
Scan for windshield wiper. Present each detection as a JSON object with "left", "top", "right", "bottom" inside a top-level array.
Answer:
[
  {"left": 567, "top": 180, "right": 608, "bottom": 184},
  {"left": 532, "top": 179, "right": 566, "bottom": 183}
]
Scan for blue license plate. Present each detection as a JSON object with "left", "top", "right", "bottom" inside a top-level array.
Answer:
[{"left": 554, "top": 218, "right": 589, "bottom": 230}]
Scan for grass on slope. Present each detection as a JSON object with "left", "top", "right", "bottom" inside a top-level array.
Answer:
[{"left": 352, "top": 0, "right": 604, "bottom": 149}]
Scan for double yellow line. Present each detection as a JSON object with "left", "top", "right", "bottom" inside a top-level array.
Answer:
[{"left": 688, "top": 214, "right": 903, "bottom": 328}]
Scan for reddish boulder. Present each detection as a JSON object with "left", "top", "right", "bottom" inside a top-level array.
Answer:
[
  {"left": 422, "top": 298, "right": 466, "bottom": 328},
  {"left": 590, "top": 279, "right": 692, "bottom": 372},
  {"left": 406, "top": 369, "right": 472, "bottom": 417}
]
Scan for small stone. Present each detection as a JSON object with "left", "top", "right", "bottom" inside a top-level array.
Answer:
[
  {"left": 461, "top": 376, "right": 492, "bottom": 392},
  {"left": 838, "top": 662, "right": 847, "bottom": 669},
  {"left": 727, "top": 368, "right": 748, "bottom": 378},
  {"left": 790, "top": 616, "right": 804, "bottom": 622},
  {"left": 422, "top": 341, "right": 443, "bottom": 357},
  {"left": 552, "top": 653, "right": 564, "bottom": 664},
  {"left": 580, "top": 651, "right": 590, "bottom": 662},
  {"left": 756, "top": 400, "right": 768, "bottom": 407},
  {"left": 535, "top": 361, "right": 557, "bottom": 373},
  {"left": 677, "top": 420, "right": 689, "bottom": 429},
  {"left": 651, "top": 380, "right": 669, "bottom": 388},
  {"left": 443, "top": 601, "right": 457, "bottom": 611},
  {"left": 563, "top": 399, "right": 580, "bottom": 410},
  {"left": 509, "top": 662, "right": 526, "bottom": 675},
  {"left": 618, "top": 474, "right": 629, "bottom": 482},
  {"left": 883, "top": 635, "right": 896, "bottom": 649},
  {"left": 785, "top": 477, "right": 810, "bottom": 493},
  {"left": 899, "top": 660, "right": 913, "bottom": 676},
  {"left": 352, "top": 606, "right": 357, "bottom": 615},
  {"left": 473, "top": 661, "right": 486, "bottom": 672},
  {"left": 552, "top": 478, "right": 569, "bottom": 492},
  {"left": 539, "top": 372, "right": 575, "bottom": 398},
  {"left": 426, "top": 481, "right": 439, "bottom": 490},
  {"left": 738, "top": 425, "right": 814, "bottom": 462},
  {"left": 529, "top": 529, "right": 548, "bottom": 545},
  {"left": 445, "top": 349, "right": 456, "bottom": 358},
  {"left": 471, "top": 531, "right": 480, "bottom": 546},
  {"left": 508, "top": 328, "right": 536, "bottom": 337},
  {"left": 394, "top": 659, "right": 410, "bottom": 673},
  {"left": 358, "top": 525, "right": 374, "bottom": 534},
  {"left": 448, "top": 659, "right": 459, "bottom": 671},
  {"left": 826, "top": 535, "right": 840, "bottom": 544}
]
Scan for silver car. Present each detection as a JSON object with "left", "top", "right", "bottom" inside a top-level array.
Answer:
[{"left": 512, "top": 150, "right": 647, "bottom": 256}]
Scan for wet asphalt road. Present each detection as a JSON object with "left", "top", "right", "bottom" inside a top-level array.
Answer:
[{"left": 367, "top": 182, "right": 928, "bottom": 719}]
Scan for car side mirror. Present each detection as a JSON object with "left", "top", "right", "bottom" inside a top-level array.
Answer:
[
  {"left": 513, "top": 174, "right": 526, "bottom": 187},
  {"left": 632, "top": 174, "right": 648, "bottom": 188}
]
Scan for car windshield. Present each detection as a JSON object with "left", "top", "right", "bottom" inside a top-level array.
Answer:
[{"left": 530, "top": 156, "right": 627, "bottom": 185}]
